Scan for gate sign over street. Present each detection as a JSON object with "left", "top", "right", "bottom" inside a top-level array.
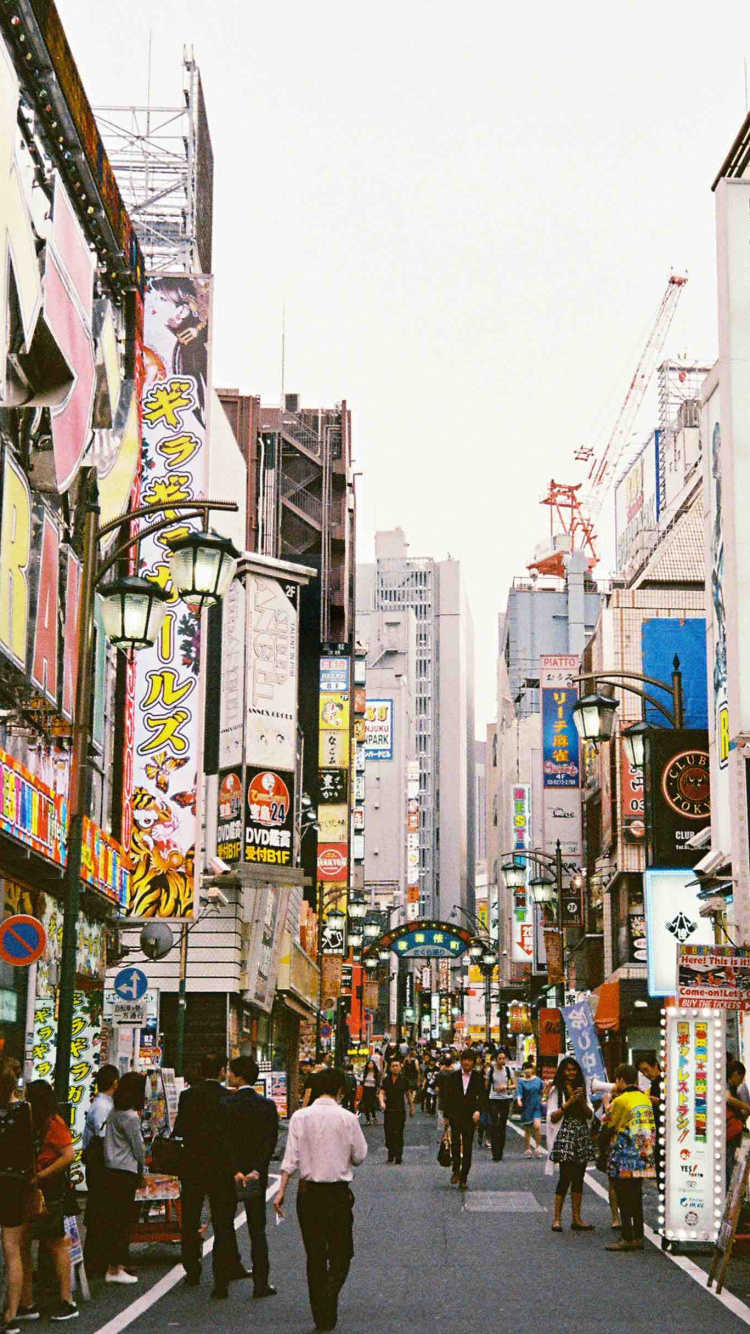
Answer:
[
  {"left": 0, "top": 915, "right": 47, "bottom": 967},
  {"left": 114, "top": 967, "right": 148, "bottom": 1001}
]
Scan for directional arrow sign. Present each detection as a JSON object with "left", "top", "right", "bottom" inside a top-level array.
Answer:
[
  {"left": 0, "top": 915, "right": 47, "bottom": 967},
  {"left": 113, "top": 967, "right": 148, "bottom": 1001}
]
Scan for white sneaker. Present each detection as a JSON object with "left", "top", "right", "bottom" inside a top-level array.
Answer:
[
  {"left": 525, "top": 1148, "right": 533, "bottom": 1158},
  {"left": 105, "top": 1271, "right": 138, "bottom": 1285}
]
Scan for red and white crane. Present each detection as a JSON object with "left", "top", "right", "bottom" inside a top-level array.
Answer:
[{"left": 529, "top": 273, "right": 687, "bottom": 579}]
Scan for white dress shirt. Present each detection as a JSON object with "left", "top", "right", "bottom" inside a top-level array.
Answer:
[
  {"left": 82, "top": 1091, "right": 113, "bottom": 1150},
  {"left": 462, "top": 1072, "right": 471, "bottom": 1094},
  {"left": 280, "top": 1096, "right": 368, "bottom": 1182}
]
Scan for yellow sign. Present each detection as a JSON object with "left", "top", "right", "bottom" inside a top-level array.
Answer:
[
  {"left": 319, "top": 692, "right": 350, "bottom": 731},
  {"left": 318, "top": 803, "right": 348, "bottom": 842}
]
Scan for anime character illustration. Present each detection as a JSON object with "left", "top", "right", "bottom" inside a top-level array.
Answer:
[{"left": 129, "top": 786, "right": 195, "bottom": 917}]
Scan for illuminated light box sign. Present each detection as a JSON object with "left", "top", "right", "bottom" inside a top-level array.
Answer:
[
  {"left": 375, "top": 919, "right": 473, "bottom": 960},
  {"left": 661, "top": 1007, "right": 725, "bottom": 1243},
  {"left": 679, "top": 945, "right": 750, "bottom": 1010},
  {"left": 644, "top": 867, "right": 715, "bottom": 997},
  {"left": 364, "top": 699, "right": 393, "bottom": 760}
]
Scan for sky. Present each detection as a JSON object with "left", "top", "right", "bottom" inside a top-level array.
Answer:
[{"left": 59, "top": 0, "right": 750, "bottom": 731}]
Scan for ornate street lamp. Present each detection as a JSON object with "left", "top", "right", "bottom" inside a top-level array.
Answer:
[
  {"left": 572, "top": 690, "right": 618, "bottom": 743},
  {"left": 469, "top": 937, "right": 485, "bottom": 962},
  {"left": 530, "top": 874, "right": 555, "bottom": 905},
  {"left": 364, "top": 954, "right": 379, "bottom": 972},
  {"left": 167, "top": 529, "right": 239, "bottom": 611},
  {"left": 347, "top": 920, "right": 364, "bottom": 950},
  {"left": 326, "top": 907, "right": 346, "bottom": 934},
  {"left": 348, "top": 893, "right": 367, "bottom": 921},
  {"left": 501, "top": 860, "right": 527, "bottom": 891},
  {"left": 98, "top": 577, "right": 170, "bottom": 650},
  {"left": 363, "top": 918, "right": 381, "bottom": 940},
  {"left": 622, "top": 719, "right": 652, "bottom": 771},
  {"left": 378, "top": 945, "right": 391, "bottom": 963}
]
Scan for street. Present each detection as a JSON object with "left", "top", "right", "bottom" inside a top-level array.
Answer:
[{"left": 67, "top": 1111, "right": 750, "bottom": 1334}]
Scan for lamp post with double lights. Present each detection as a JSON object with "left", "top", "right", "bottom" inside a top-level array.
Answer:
[
  {"left": 570, "top": 657, "right": 684, "bottom": 759},
  {"left": 53, "top": 467, "right": 239, "bottom": 1111},
  {"left": 500, "top": 846, "right": 584, "bottom": 1006}
]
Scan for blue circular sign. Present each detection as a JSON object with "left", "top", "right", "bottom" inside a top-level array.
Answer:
[
  {"left": 114, "top": 967, "right": 148, "bottom": 1001},
  {"left": 0, "top": 915, "right": 47, "bottom": 967}
]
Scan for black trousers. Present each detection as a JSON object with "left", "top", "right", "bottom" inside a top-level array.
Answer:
[
  {"left": 449, "top": 1118, "right": 475, "bottom": 1182},
  {"left": 180, "top": 1174, "right": 237, "bottom": 1286},
  {"left": 489, "top": 1101, "right": 511, "bottom": 1160},
  {"left": 555, "top": 1161, "right": 586, "bottom": 1198},
  {"left": 296, "top": 1183, "right": 354, "bottom": 1331},
  {"left": 614, "top": 1178, "right": 644, "bottom": 1242},
  {"left": 384, "top": 1110, "right": 405, "bottom": 1161},
  {"left": 83, "top": 1148, "right": 109, "bottom": 1273},
  {"left": 242, "top": 1191, "right": 269, "bottom": 1290},
  {"left": 104, "top": 1169, "right": 139, "bottom": 1269}
]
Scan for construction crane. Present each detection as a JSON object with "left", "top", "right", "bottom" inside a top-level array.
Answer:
[{"left": 529, "top": 273, "right": 688, "bottom": 579}]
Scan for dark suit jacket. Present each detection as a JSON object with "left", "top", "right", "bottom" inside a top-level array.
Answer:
[
  {"left": 443, "top": 1069, "right": 488, "bottom": 1122},
  {"left": 224, "top": 1087, "right": 279, "bottom": 1188},
  {"left": 173, "top": 1079, "right": 234, "bottom": 1182}
]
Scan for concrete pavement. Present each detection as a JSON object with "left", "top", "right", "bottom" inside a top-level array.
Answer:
[{"left": 62, "top": 1110, "right": 750, "bottom": 1334}]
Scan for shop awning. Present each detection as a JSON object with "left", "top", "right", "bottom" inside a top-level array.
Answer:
[{"left": 593, "top": 980, "right": 620, "bottom": 1031}]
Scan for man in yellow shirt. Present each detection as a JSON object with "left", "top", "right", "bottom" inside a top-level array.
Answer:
[{"left": 601, "top": 1063, "right": 656, "bottom": 1253}]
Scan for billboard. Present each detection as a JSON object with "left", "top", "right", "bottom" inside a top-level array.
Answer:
[
  {"left": 365, "top": 699, "right": 393, "bottom": 760},
  {"left": 130, "top": 274, "right": 212, "bottom": 917},
  {"left": 644, "top": 868, "right": 715, "bottom": 997},
  {"left": 641, "top": 619, "right": 707, "bottom": 730},
  {"left": 678, "top": 945, "right": 750, "bottom": 1010},
  {"left": 317, "top": 653, "right": 351, "bottom": 953},
  {"left": 644, "top": 730, "right": 710, "bottom": 867},
  {"left": 614, "top": 434, "right": 659, "bottom": 576},
  {"left": 663, "top": 1008, "right": 725, "bottom": 1243},
  {"left": 510, "top": 783, "right": 533, "bottom": 964},
  {"left": 621, "top": 741, "right": 645, "bottom": 845},
  {"left": 540, "top": 656, "right": 582, "bottom": 864}
]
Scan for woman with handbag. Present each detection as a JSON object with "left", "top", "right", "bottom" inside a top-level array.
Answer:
[
  {"left": 545, "top": 1057, "right": 595, "bottom": 1233},
  {"left": 0, "top": 1058, "right": 35, "bottom": 1334},
  {"left": 23, "top": 1080, "right": 78, "bottom": 1323},
  {"left": 103, "top": 1071, "right": 147, "bottom": 1285}
]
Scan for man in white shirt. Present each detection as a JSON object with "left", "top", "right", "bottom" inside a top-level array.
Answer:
[
  {"left": 82, "top": 1064, "right": 119, "bottom": 1276},
  {"left": 274, "top": 1067, "right": 367, "bottom": 1333}
]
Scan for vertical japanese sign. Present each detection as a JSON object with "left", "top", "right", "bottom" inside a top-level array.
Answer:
[
  {"left": 561, "top": 1000, "right": 607, "bottom": 1087},
  {"left": 406, "top": 759, "right": 420, "bottom": 920},
  {"left": 510, "top": 783, "right": 533, "bottom": 964},
  {"left": 318, "top": 656, "right": 351, "bottom": 951},
  {"left": 130, "top": 275, "right": 212, "bottom": 917},
  {"left": 663, "top": 1008, "right": 725, "bottom": 1243},
  {"left": 540, "top": 655, "right": 582, "bottom": 863}
]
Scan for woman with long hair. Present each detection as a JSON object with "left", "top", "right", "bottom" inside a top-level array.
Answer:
[
  {"left": 24, "top": 1079, "right": 77, "bottom": 1322},
  {"left": 0, "top": 1058, "right": 34, "bottom": 1334},
  {"left": 103, "top": 1072, "right": 147, "bottom": 1284},
  {"left": 546, "top": 1057, "right": 595, "bottom": 1233},
  {"left": 359, "top": 1059, "right": 380, "bottom": 1125}
]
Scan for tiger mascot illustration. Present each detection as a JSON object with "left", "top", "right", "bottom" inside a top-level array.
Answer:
[{"left": 128, "top": 786, "right": 195, "bottom": 917}]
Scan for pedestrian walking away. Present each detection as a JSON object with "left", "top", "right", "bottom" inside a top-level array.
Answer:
[
  {"left": 102, "top": 1071, "right": 147, "bottom": 1286},
  {"left": 173, "top": 1053, "right": 238, "bottom": 1298},
  {"left": 487, "top": 1051, "right": 515, "bottom": 1161},
  {"left": 600, "top": 1063, "right": 656, "bottom": 1252},
  {"left": 0, "top": 1057, "right": 35, "bottom": 1334},
  {"left": 545, "top": 1057, "right": 595, "bottom": 1232},
  {"left": 379, "top": 1057, "right": 414, "bottom": 1163},
  {"left": 81, "top": 1063, "right": 119, "bottom": 1278},
  {"left": 442, "top": 1048, "right": 487, "bottom": 1189},
  {"left": 225, "top": 1055, "right": 279, "bottom": 1299},
  {"left": 24, "top": 1080, "right": 79, "bottom": 1322},
  {"left": 274, "top": 1066, "right": 368, "bottom": 1333},
  {"left": 516, "top": 1061, "right": 545, "bottom": 1157}
]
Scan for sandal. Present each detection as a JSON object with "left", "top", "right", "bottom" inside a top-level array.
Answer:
[
  {"left": 571, "top": 1222, "right": 594, "bottom": 1231},
  {"left": 551, "top": 1223, "right": 563, "bottom": 1232}
]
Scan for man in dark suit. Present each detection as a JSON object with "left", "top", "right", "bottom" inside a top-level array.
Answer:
[
  {"left": 442, "top": 1048, "right": 487, "bottom": 1190},
  {"left": 225, "top": 1055, "right": 279, "bottom": 1300},
  {"left": 173, "top": 1053, "right": 237, "bottom": 1298}
]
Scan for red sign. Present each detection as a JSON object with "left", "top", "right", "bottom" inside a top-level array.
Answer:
[
  {"left": 0, "top": 915, "right": 47, "bottom": 967},
  {"left": 247, "top": 770, "right": 291, "bottom": 826},
  {"left": 621, "top": 742, "right": 645, "bottom": 844},
  {"left": 317, "top": 844, "right": 348, "bottom": 881},
  {"left": 539, "top": 1007, "right": 564, "bottom": 1057}
]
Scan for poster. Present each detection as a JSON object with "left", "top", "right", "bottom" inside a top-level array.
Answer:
[
  {"left": 32, "top": 990, "right": 102, "bottom": 1186},
  {"left": 621, "top": 742, "right": 645, "bottom": 844},
  {"left": 644, "top": 868, "right": 715, "bottom": 997},
  {"left": 645, "top": 729, "right": 710, "bottom": 867},
  {"left": 365, "top": 700, "right": 394, "bottom": 760},
  {"left": 540, "top": 657, "right": 582, "bottom": 864},
  {"left": 216, "top": 767, "right": 243, "bottom": 864},
  {"left": 544, "top": 929, "right": 564, "bottom": 985},
  {"left": 131, "top": 274, "right": 213, "bottom": 917},
  {"left": 678, "top": 945, "right": 750, "bottom": 1010},
  {"left": 510, "top": 783, "right": 533, "bottom": 964},
  {"left": 244, "top": 767, "right": 295, "bottom": 868},
  {"left": 663, "top": 1008, "right": 725, "bottom": 1243}
]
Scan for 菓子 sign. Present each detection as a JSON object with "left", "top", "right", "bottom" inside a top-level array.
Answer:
[
  {"left": 130, "top": 274, "right": 213, "bottom": 918},
  {"left": 662, "top": 1007, "right": 725, "bottom": 1243},
  {"left": 365, "top": 700, "right": 393, "bottom": 761},
  {"left": 678, "top": 945, "right": 750, "bottom": 1010}
]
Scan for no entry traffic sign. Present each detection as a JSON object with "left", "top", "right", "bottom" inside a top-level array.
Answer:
[{"left": 0, "top": 915, "right": 47, "bottom": 967}]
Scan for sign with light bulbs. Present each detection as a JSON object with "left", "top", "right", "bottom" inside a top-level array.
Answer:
[{"left": 661, "top": 1007, "right": 726, "bottom": 1244}]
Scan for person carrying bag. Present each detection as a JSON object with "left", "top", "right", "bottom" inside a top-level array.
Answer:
[{"left": 24, "top": 1080, "right": 79, "bottom": 1324}]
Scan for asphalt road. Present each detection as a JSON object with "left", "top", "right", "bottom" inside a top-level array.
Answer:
[{"left": 50, "top": 1112, "right": 750, "bottom": 1333}]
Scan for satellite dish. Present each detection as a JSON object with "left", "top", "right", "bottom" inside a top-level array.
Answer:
[{"left": 139, "top": 922, "right": 174, "bottom": 961}]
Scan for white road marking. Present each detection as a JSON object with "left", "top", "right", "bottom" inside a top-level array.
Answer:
[
  {"left": 507, "top": 1119, "right": 750, "bottom": 1327},
  {"left": 89, "top": 1176, "right": 280, "bottom": 1334}
]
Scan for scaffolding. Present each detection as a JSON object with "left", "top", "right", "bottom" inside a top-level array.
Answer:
[{"left": 94, "top": 52, "right": 210, "bottom": 276}]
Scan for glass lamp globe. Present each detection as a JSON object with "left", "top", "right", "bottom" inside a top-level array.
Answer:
[
  {"left": 99, "top": 577, "right": 170, "bottom": 650},
  {"left": 572, "top": 691, "right": 618, "bottom": 743},
  {"left": 166, "top": 529, "right": 240, "bottom": 611}
]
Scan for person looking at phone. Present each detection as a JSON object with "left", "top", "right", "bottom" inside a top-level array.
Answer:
[{"left": 546, "top": 1058, "right": 595, "bottom": 1232}]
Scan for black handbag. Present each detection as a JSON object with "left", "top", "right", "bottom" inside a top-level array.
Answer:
[
  {"left": 437, "top": 1130, "right": 452, "bottom": 1167},
  {"left": 150, "top": 1133, "right": 186, "bottom": 1176}
]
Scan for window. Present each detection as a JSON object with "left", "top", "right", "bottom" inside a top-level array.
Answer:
[
  {"left": 492, "top": 795, "right": 498, "bottom": 827},
  {"left": 492, "top": 733, "right": 497, "bottom": 767}
]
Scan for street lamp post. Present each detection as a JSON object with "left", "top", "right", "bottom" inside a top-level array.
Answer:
[
  {"left": 501, "top": 844, "right": 576, "bottom": 1006},
  {"left": 571, "top": 659, "right": 684, "bottom": 743},
  {"left": 53, "top": 467, "right": 239, "bottom": 1113}
]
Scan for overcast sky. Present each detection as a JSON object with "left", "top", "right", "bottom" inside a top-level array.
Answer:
[{"left": 60, "top": 1, "right": 749, "bottom": 730}]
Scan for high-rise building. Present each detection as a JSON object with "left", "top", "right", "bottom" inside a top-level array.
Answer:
[{"left": 358, "top": 529, "right": 475, "bottom": 922}]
